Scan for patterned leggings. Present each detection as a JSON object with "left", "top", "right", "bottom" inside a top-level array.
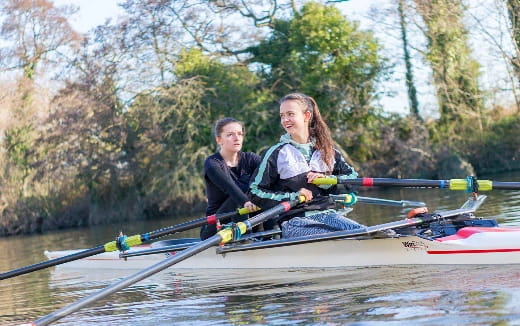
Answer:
[{"left": 281, "top": 211, "right": 364, "bottom": 238}]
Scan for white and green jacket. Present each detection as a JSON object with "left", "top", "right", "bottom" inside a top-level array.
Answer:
[{"left": 250, "top": 134, "right": 358, "bottom": 210}]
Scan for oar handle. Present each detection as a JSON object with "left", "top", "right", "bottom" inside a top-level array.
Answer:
[
  {"left": 238, "top": 206, "right": 259, "bottom": 215},
  {"left": 143, "top": 206, "right": 257, "bottom": 241},
  {"left": 218, "top": 196, "right": 305, "bottom": 244}
]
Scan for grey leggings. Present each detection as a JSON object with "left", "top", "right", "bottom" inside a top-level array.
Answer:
[{"left": 281, "top": 211, "right": 364, "bottom": 238}]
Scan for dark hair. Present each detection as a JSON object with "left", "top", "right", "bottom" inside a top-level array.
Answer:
[
  {"left": 279, "top": 93, "right": 334, "bottom": 172},
  {"left": 214, "top": 117, "right": 244, "bottom": 138}
]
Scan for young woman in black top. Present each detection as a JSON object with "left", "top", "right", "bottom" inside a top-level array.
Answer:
[{"left": 200, "top": 117, "right": 261, "bottom": 240}]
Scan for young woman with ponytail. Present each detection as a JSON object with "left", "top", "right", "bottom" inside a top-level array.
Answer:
[{"left": 249, "top": 93, "right": 363, "bottom": 238}]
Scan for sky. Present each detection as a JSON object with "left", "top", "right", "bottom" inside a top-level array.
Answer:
[
  {"left": 53, "top": 0, "right": 125, "bottom": 33},
  {"left": 56, "top": 0, "right": 377, "bottom": 34}
]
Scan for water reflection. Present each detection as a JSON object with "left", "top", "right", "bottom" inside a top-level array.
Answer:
[{"left": 39, "top": 267, "right": 520, "bottom": 325}]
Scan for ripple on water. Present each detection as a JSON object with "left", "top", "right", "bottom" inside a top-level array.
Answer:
[{"left": 34, "top": 266, "right": 520, "bottom": 325}]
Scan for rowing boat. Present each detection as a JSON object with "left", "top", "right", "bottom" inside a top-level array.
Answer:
[{"left": 45, "top": 195, "right": 520, "bottom": 269}]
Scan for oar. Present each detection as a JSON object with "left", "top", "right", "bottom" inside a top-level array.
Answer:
[
  {"left": 30, "top": 197, "right": 302, "bottom": 326},
  {"left": 330, "top": 194, "right": 426, "bottom": 207},
  {"left": 0, "top": 207, "right": 255, "bottom": 280},
  {"left": 314, "top": 176, "right": 520, "bottom": 191}
]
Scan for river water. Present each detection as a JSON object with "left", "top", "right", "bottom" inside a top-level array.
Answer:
[{"left": 2, "top": 173, "right": 520, "bottom": 325}]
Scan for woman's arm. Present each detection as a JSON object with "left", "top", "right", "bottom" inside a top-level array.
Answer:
[{"left": 205, "top": 158, "right": 249, "bottom": 206}]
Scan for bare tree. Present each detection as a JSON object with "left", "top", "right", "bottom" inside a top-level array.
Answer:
[
  {"left": 506, "top": 0, "right": 520, "bottom": 84},
  {"left": 0, "top": 0, "right": 81, "bottom": 201},
  {"left": 0, "top": 0, "right": 81, "bottom": 80},
  {"left": 459, "top": 0, "right": 520, "bottom": 113}
]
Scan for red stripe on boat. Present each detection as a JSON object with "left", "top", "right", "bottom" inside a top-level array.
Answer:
[
  {"left": 428, "top": 248, "right": 520, "bottom": 254},
  {"left": 282, "top": 202, "right": 291, "bottom": 211},
  {"left": 437, "top": 227, "right": 520, "bottom": 242},
  {"left": 362, "top": 178, "right": 373, "bottom": 186}
]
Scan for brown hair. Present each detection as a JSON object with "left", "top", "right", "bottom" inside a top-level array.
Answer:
[
  {"left": 214, "top": 117, "right": 244, "bottom": 138},
  {"left": 279, "top": 93, "right": 335, "bottom": 172}
]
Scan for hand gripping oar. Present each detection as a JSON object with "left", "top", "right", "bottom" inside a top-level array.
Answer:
[
  {"left": 0, "top": 207, "right": 255, "bottom": 280},
  {"left": 314, "top": 176, "right": 520, "bottom": 191},
  {"left": 29, "top": 197, "right": 303, "bottom": 326}
]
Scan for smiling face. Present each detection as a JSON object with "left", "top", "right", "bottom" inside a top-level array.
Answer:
[
  {"left": 216, "top": 122, "right": 244, "bottom": 154},
  {"left": 280, "top": 99, "right": 311, "bottom": 144}
]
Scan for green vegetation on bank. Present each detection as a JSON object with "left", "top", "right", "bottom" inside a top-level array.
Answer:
[{"left": 0, "top": 0, "right": 519, "bottom": 235}]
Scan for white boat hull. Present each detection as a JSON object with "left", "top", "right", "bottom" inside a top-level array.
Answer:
[{"left": 45, "top": 227, "right": 520, "bottom": 269}]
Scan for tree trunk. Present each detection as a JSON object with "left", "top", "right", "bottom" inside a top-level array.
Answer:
[
  {"left": 414, "top": 0, "right": 484, "bottom": 133},
  {"left": 398, "top": 0, "right": 421, "bottom": 120}
]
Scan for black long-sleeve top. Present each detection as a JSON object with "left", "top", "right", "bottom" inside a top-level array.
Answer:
[{"left": 204, "top": 151, "right": 261, "bottom": 215}]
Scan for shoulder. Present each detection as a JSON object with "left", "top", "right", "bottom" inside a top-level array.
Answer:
[
  {"left": 333, "top": 148, "right": 345, "bottom": 159},
  {"left": 205, "top": 152, "right": 222, "bottom": 161},
  {"left": 251, "top": 142, "right": 289, "bottom": 176},
  {"left": 261, "top": 142, "right": 288, "bottom": 160},
  {"left": 240, "top": 151, "right": 261, "bottom": 161},
  {"left": 238, "top": 151, "right": 261, "bottom": 170},
  {"left": 331, "top": 147, "right": 357, "bottom": 175},
  {"left": 329, "top": 148, "right": 348, "bottom": 166},
  {"left": 204, "top": 153, "right": 225, "bottom": 171}
]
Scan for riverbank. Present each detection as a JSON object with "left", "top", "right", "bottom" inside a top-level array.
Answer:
[{"left": 2, "top": 167, "right": 520, "bottom": 237}]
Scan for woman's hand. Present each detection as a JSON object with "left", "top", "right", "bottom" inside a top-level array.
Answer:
[
  {"left": 298, "top": 188, "right": 313, "bottom": 202},
  {"left": 243, "top": 201, "right": 259, "bottom": 212},
  {"left": 306, "top": 171, "right": 326, "bottom": 183}
]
